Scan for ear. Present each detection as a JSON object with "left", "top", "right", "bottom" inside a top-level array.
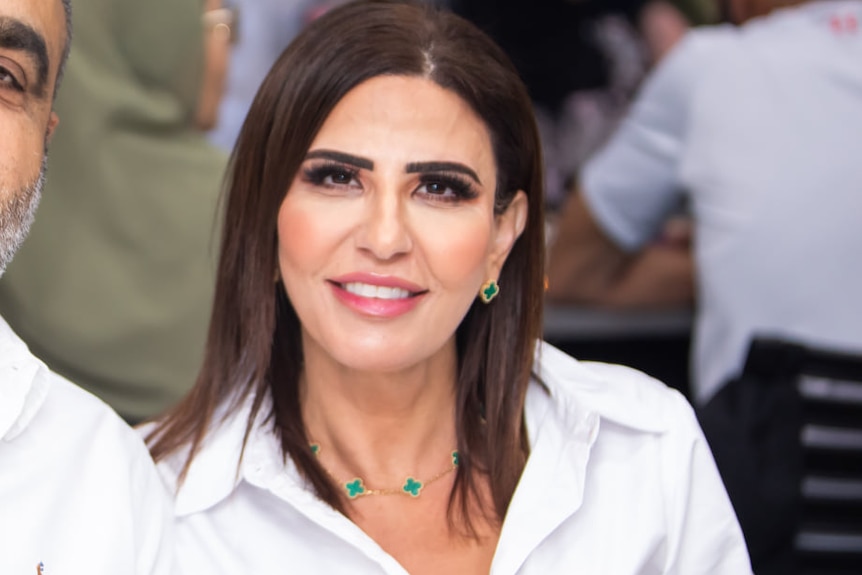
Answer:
[
  {"left": 486, "top": 190, "right": 528, "bottom": 279},
  {"left": 46, "top": 112, "right": 60, "bottom": 144}
]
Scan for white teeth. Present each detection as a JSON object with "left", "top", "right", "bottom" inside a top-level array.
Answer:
[{"left": 343, "top": 282, "right": 412, "bottom": 300}]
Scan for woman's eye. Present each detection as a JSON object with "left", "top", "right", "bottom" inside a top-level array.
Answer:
[
  {"left": 326, "top": 171, "right": 356, "bottom": 186},
  {"left": 301, "top": 163, "right": 362, "bottom": 191},
  {"left": 416, "top": 176, "right": 478, "bottom": 203},
  {"left": 423, "top": 182, "right": 451, "bottom": 196}
]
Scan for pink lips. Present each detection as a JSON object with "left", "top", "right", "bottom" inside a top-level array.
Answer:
[{"left": 328, "top": 273, "right": 427, "bottom": 318}]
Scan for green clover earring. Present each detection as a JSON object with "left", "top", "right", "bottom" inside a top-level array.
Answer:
[{"left": 479, "top": 279, "right": 500, "bottom": 303}]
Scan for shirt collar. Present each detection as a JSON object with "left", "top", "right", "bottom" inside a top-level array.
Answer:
[
  {"left": 494, "top": 370, "right": 600, "bottom": 573},
  {"left": 173, "top": 341, "right": 670, "bottom": 518},
  {"left": 492, "top": 341, "right": 671, "bottom": 573},
  {"left": 534, "top": 341, "right": 673, "bottom": 434},
  {"left": 0, "top": 315, "right": 50, "bottom": 441},
  {"left": 169, "top": 394, "right": 260, "bottom": 516}
]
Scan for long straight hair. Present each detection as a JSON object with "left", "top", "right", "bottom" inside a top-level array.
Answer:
[{"left": 147, "top": 0, "right": 546, "bottom": 527}]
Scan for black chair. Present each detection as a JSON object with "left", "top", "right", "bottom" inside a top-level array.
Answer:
[{"left": 699, "top": 337, "right": 862, "bottom": 575}]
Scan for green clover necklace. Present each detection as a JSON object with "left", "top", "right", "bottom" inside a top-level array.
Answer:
[{"left": 310, "top": 443, "right": 460, "bottom": 499}]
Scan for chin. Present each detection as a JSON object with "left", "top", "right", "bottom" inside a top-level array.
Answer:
[
  {"left": 329, "top": 337, "right": 454, "bottom": 376},
  {"left": 333, "top": 350, "right": 423, "bottom": 375}
]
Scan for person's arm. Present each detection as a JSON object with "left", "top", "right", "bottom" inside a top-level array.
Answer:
[
  {"left": 639, "top": 1, "right": 691, "bottom": 64},
  {"left": 546, "top": 191, "right": 694, "bottom": 309},
  {"left": 546, "top": 32, "right": 719, "bottom": 309}
]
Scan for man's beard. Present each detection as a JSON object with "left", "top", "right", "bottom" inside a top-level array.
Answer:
[{"left": 0, "top": 156, "right": 47, "bottom": 277}]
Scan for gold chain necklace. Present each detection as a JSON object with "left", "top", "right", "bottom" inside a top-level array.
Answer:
[{"left": 310, "top": 443, "right": 460, "bottom": 499}]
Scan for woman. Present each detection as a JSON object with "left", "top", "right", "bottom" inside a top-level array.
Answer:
[
  {"left": 0, "top": 0, "right": 230, "bottom": 422},
  {"left": 147, "top": 1, "right": 751, "bottom": 573}
]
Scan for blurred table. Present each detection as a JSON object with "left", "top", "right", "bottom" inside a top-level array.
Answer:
[
  {"left": 543, "top": 303, "right": 693, "bottom": 340},
  {"left": 542, "top": 302, "right": 695, "bottom": 398}
]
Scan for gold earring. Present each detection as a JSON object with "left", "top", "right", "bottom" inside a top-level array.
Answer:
[{"left": 479, "top": 279, "right": 499, "bottom": 303}]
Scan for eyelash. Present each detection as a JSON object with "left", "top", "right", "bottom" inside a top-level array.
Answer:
[
  {"left": 301, "top": 162, "right": 361, "bottom": 189},
  {"left": 0, "top": 66, "right": 24, "bottom": 92},
  {"left": 416, "top": 174, "right": 478, "bottom": 203},
  {"left": 300, "top": 162, "right": 479, "bottom": 204}
]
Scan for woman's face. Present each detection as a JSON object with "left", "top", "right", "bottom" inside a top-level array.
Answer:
[{"left": 276, "top": 75, "right": 526, "bottom": 375}]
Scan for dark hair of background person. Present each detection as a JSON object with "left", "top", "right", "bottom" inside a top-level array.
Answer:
[
  {"left": 449, "top": 0, "right": 654, "bottom": 113},
  {"left": 147, "top": 0, "right": 546, "bottom": 529}
]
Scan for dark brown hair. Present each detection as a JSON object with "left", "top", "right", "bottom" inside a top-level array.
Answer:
[{"left": 147, "top": 0, "right": 545, "bottom": 527}]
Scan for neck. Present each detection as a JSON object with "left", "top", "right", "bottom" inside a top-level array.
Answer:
[{"left": 300, "top": 337, "right": 459, "bottom": 486}]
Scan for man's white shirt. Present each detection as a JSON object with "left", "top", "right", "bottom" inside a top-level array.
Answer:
[
  {"left": 582, "top": 1, "right": 862, "bottom": 405},
  {"left": 0, "top": 315, "right": 174, "bottom": 574}
]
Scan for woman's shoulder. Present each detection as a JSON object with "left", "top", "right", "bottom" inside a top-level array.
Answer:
[{"left": 533, "top": 341, "right": 697, "bottom": 435}]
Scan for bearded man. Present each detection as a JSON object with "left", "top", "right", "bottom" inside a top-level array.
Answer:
[{"left": 0, "top": 1, "right": 173, "bottom": 572}]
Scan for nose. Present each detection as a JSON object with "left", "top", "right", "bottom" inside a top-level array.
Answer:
[{"left": 355, "top": 187, "right": 413, "bottom": 261}]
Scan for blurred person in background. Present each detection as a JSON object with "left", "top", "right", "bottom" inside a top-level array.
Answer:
[
  {"left": 640, "top": 0, "right": 713, "bottom": 61},
  {"left": 449, "top": 0, "right": 717, "bottom": 209},
  {"left": 208, "top": 0, "right": 450, "bottom": 153},
  {"left": 1, "top": 0, "right": 173, "bottom": 572},
  {"left": 547, "top": 1, "right": 862, "bottom": 572},
  {"left": 0, "top": 0, "right": 231, "bottom": 422},
  {"left": 207, "top": 0, "right": 314, "bottom": 152}
]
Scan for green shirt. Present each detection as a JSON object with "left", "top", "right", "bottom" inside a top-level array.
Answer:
[{"left": 0, "top": 0, "right": 228, "bottom": 421}]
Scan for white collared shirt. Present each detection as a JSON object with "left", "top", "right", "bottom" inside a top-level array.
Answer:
[
  {"left": 0, "top": 315, "right": 175, "bottom": 575},
  {"left": 157, "top": 342, "right": 751, "bottom": 574}
]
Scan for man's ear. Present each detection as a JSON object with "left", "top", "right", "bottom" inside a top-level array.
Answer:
[
  {"left": 46, "top": 112, "right": 60, "bottom": 145},
  {"left": 487, "top": 190, "right": 528, "bottom": 278}
]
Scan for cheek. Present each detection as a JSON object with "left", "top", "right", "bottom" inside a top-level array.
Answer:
[
  {"left": 276, "top": 200, "right": 323, "bottom": 274},
  {"left": 0, "top": 124, "right": 43, "bottom": 191},
  {"left": 276, "top": 194, "right": 354, "bottom": 281},
  {"left": 416, "top": 213, "right": 493, "bottom": 289}
]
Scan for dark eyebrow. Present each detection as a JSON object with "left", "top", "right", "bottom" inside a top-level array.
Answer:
[
  {"left": 304, "top": 151, "right": 483, "bottom": 186},
  {"left": 0, "top": 17, "right": 50, "bottom": 98},
  {"left": 305, "top": 149, "right": 374, "bottom": 170},
  {"left": 405, "top": 162, "right": 482, "bottom": 185}
]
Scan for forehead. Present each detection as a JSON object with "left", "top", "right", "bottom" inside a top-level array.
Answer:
[
  {"left": 313, "top": 75, "right": 495, "bottom": 169},
  {"left": 0, "top": 0, "right": 66, "bottom": 86}
]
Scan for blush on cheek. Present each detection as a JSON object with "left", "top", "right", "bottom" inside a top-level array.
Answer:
[
  {"left": 423, "top": 218, "right": 493, "bottom": 288},
  {"left": 276, "top": 202, "right": 335, "bottom": 329},
  {"left": 277, "top": 201, "right": 332, "bottom": 268}
]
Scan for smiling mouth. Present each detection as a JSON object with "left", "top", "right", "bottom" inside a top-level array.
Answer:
[{"left": 334, "top": 281, "right": 424, "bottom": 300}]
